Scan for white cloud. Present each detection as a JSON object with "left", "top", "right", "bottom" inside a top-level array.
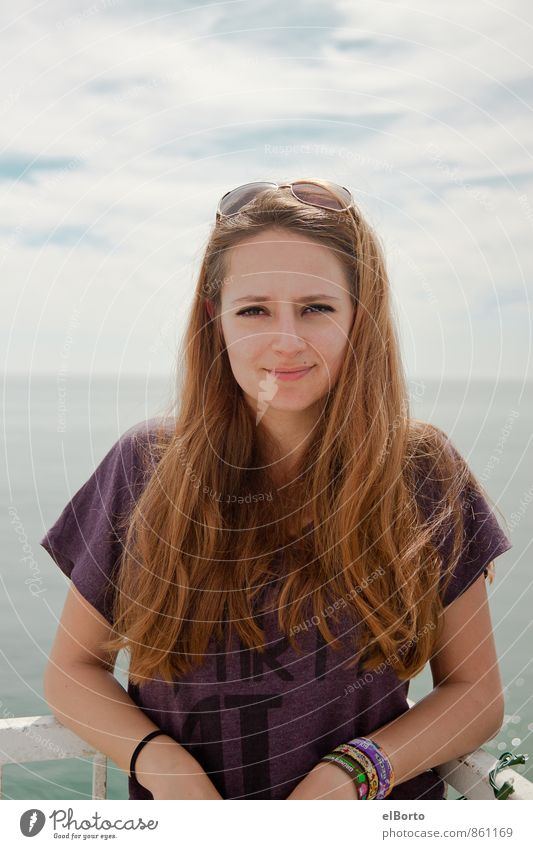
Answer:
[{"left": 1, "top": 0, "right": 531, "bottom": 378}]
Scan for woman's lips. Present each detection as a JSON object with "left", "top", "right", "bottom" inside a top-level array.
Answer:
[{"left": 266, "top": 366, "right": 315, "bottom": 382}]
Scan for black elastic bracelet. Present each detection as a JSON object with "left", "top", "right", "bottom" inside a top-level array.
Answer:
[{"left": 129, "top": 729, "right": 167, "bottom": 783}]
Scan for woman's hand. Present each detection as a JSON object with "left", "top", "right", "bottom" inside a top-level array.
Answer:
[{"left": 287, "top": 761, "right": 360, "bottom": 800}]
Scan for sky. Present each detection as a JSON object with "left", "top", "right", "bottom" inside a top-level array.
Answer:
[{"left": 1, "top": 0, "right": 532, "bottom": 380}]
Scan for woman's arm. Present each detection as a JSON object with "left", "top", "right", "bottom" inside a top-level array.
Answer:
[
  {"left": 44, "top": 661, "right": 221, "bottom": 798},
  {"left": 44, "top": 584, "right": 222, "bottom": 799},
  {"left": 288, "top": 571, "right": 504, "bottom": 799}
]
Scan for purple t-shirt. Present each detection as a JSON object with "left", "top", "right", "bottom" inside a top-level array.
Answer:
[{"left": 40, "top": 419, "right": 513, "bottom": 800}]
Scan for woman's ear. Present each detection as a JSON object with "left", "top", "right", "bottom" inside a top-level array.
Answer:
[{"left": 205, "top": 299, "right": 215, "bottom": 319}]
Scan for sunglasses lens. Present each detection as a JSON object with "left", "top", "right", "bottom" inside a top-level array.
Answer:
[
  {"left": 291, "top": 181, "right": 352, "bottom": 210},
  {"left": 218, "top": 182, "right": 277, "bottom": 216}
]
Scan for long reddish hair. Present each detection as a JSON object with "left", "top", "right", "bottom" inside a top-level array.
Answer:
[{"left": 102, "top": 182, "right": 504, "bottom": 686}]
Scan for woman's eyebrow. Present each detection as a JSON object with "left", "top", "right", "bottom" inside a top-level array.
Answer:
[{"left": 231, "top": 293, "right": 341, "bottom": 304}]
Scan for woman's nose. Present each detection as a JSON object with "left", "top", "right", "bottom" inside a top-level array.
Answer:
[
  {"left": 268, "top": 306, "right": 308, "bottom": 352},
  {"left": 270, "top": 328, "right": 307, "bottom": 354}
]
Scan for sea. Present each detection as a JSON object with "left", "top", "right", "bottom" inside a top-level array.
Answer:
[{"left": 1, "top": 373, "right": 531, "bottom": 800}]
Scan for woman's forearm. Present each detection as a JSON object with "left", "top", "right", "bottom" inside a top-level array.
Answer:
[
  {"left": 368, "top": 681, "right": 503, "bottom": 786},
  {"left": 288, "top": 681, "right": 503, "bottom": 799},
  {"left": 43, "top": 661, "right": 213, "bottom": 795}
]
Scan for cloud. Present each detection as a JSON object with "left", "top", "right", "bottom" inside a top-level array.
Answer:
[{"left": 0, "top": 0, "right": 530, "bottom": 378}]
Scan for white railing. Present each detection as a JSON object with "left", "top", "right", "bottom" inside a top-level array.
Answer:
[
  {"left": 0, "top": 715, "right": 107, "bottom": 800},
  {"left": 0, "top": 701, "right": 531, "bottom": 800},
  {"left": 405, "top": 698, "right": 533, "bottom": 800}
]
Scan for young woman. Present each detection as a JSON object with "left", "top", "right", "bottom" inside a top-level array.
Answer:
[{"left": 41, "top": 179, "right": 512, "bottom": 801}]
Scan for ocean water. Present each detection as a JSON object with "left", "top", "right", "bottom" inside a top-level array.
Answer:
[{"left": 1, "top": 373, "right": 531, "bottom": 800}]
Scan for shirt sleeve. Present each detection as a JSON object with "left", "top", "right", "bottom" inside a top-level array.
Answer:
[
  {"left": 438, "top": 462, "right": 513, "bottom": 608},
  {"left": 39, "top": 424, "right": 149, "bottom": 625}
]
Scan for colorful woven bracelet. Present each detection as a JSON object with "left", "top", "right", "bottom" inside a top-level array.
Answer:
[
  {"left": 367, "top": 737, "right": 395, "bottom": 792},
  {"left": 348, "top": 741, "right": 392, "bottom": 800},
  {"left": 361, "top": 738, "right": 395, "bottom": 799},
  {"left": 346, "top": 739, "right": 391, "bottom": 798},
  {"left": 321, "top": 736, "right": 396, "bottom": 800},
  {"left": 320, "top": 753, "right": 369, "bottom": 799},
  {"left": 332, "top": 744, "right": 380, "bottom": 800},
  {"left": 321, "top": 752, "right": 361, "bottom": 775},
  {"left": 347, "top": 737, "right": 395, "bottom": 799},
  {"left": 367, "top": 737, "right": 396, "bottom": 798},
  {"left": 326, "top": 753, "right": 365, "bottom": 774},
  {"left": 354, "top": 779, "right": 369, "bottom": 800},
  {"left": 354, "top": 776, "right": 369, "bottom": 800},
  {"left": 339, "top": 740, "right": 389, "bottom": 799},
  {"left": 323, "top": 750, "right": 371, "bottom": 800}
]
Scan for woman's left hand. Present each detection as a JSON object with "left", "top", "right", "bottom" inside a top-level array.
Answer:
[{"left": 286, "top": 760, "right": 360, "bottom": 800}]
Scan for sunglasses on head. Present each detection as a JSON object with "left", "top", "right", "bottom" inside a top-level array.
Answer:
[{"left": 215, "top": 179, "right": 354, "bottom": 221}]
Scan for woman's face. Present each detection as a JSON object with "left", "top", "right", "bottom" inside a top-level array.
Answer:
[{"left": 219, "top": 227, "right": 355, "bottom": 420}]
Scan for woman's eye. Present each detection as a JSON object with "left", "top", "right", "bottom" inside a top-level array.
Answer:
[
  {"left": 306, "top": 304, "right": 334, "bottom": 314},
  {"left": 236, "top": 304, "right": 335, "bottom": 317},
  {"left": 236, "top": 306, "right": 266, "bottom": 316}
]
